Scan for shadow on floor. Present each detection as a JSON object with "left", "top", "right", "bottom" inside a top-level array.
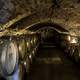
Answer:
[{"left": 30, "top": 44, "right": 80, "bottom": 80}]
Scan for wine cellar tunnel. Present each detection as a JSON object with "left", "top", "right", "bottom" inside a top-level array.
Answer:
[
  {"left": 29, "top": 23, "right": 80, "bottom": 80},
  {"left": 0, "top": 20, "right": 80, "bottom": 80},
  {"left": 0, "top": 0, "right": 80, "bottom": 80}
]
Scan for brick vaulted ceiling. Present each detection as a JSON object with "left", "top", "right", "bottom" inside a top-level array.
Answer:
[{"left": 0, "top": 0, "right": 80, "bottom": 35}]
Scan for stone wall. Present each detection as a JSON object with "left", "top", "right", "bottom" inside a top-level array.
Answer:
[
  {"left": 0, "top": 0, "right": 53, "bottom": 23},
  {"left": 0, "top": 0, "right": 80, "bottom": 34}
]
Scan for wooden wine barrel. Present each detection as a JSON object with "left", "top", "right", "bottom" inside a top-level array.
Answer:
[
  {"left": 0, "top": 40, "right": 18, "bottom": 76},
  {"left": 73, "top": 47, "right": 80, "bottom": 63},
  {"left": 18, "top": 39, "right": 26, "bottom": 60}
]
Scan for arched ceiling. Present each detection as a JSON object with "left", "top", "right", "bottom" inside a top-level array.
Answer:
[{"left": 0, "top": 0, "right": 80, "bottom": 35}]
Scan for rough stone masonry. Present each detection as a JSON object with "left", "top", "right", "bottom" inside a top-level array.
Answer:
[{"left": 0, "top": 0, "right": 80, "bottom": 35}]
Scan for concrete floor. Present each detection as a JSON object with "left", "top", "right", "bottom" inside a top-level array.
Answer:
[{"left": 30, "top": 44, "right": 80, "bottom": 80}]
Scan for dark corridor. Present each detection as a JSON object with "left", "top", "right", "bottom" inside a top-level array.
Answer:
[
  {"left": 30, "top": 42, "right": 80, "bottom": 80},
  {"left": 0, "top": 0, "right": 80, "bottom": 80}
]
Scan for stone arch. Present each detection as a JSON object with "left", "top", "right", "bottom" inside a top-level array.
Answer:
[{"left": 6, "top": 13, "right": 68, "bottom": 34}]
